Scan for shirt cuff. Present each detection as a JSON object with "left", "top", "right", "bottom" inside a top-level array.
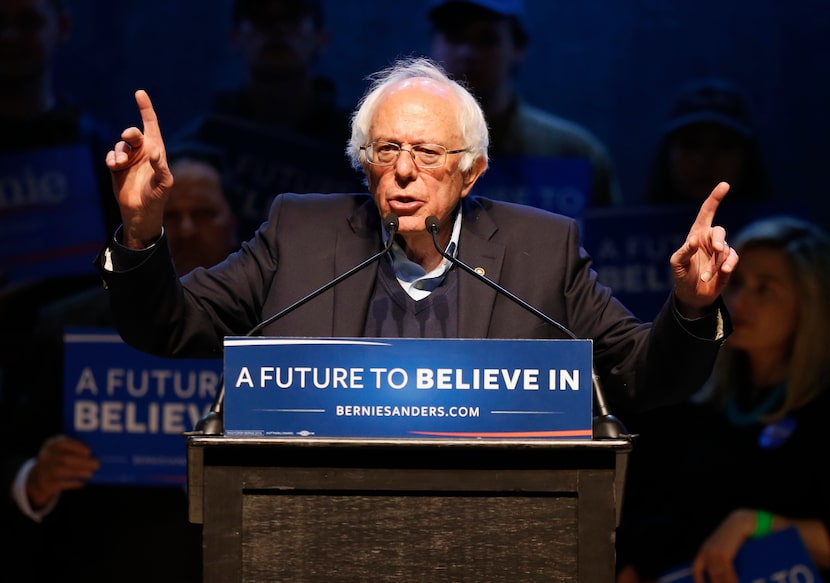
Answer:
[
  {"left": 12, "top": 458, "right": 59, "bottom": 523},
  {"left": 100, "top": 225, "right": 165, "bottom": 272},
  {"left": 671, "top": 295, "right": 726, "bottom": 341}
]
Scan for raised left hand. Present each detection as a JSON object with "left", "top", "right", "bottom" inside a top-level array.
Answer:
[{"left": 670, "top": 181, "right": 739, "bottom": 316}]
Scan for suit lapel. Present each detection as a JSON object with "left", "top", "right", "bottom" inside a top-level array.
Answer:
[
  {"left": 332, "top": 199, "right": 383, "bottom": 336},
  {"left": 457, "top": 199, "right": 506, "bottom": 338}
]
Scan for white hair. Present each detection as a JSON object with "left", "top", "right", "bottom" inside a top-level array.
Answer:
[{"left": 345, "top": 56, "right": 489, "bottom": 175}]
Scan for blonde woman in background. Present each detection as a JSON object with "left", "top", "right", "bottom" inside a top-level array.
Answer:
[{"left": 617, "top": 215, "right": 830, "bottom": 583}]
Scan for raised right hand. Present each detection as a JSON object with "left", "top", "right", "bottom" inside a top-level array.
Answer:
[{"left": 105, "top": 89, "right": 174, "bottom": 249}]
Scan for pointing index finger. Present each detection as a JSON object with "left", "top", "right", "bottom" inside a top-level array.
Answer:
[
  {"left": 692, "top": 181, "right": 730, "bottom": 229},
  {"left": 134, "top": 89, "right": 163, "bottom": 141}
]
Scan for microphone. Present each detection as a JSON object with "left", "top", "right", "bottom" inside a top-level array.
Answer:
[
  {"left": 193, "top": 213, "right": 400, "bottom": 435},
  {"left": 425, "top": 215, "right": 628, "bottom": 439}
]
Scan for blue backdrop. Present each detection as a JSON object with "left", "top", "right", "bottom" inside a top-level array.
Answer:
[{"left": 56, "top": 0, "right": 830, "bottom": 225}]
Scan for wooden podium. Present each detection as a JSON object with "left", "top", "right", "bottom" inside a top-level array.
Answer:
[{"left": 187, "top": 436, "right": 632, "bottom": 582}]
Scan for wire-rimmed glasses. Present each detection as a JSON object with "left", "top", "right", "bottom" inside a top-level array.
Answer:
[{"left": 360, "top": 141, "right": 468, "bottom": 169}]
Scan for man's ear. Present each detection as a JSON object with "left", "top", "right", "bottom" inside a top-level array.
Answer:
[{"left": 460, "top": 156, "right": 488, "bottom": 198}]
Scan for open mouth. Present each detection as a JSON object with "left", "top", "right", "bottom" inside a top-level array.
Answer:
[{"left": 387, "top": 197, "right": 422, "bottom": 213}]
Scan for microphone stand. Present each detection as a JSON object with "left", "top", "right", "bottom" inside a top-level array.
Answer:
[
  {"left": 425, "top": 216, "right": 628, "bottom": 439},
  {"left": 192, "top": 214, "right": 400, "bottom": 435}
]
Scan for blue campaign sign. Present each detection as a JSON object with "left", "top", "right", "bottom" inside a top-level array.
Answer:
[
  {"left": 0, "top": 145, "right": 107, "bottom": 284},
  {"left": 658, "top": 527, "right": 824, "bottom": 583},
  {"left": 581, "top": 205, "right": 688, "bottom": 321},
  {"left": 582, "top": 201, "right": 813, "bottom": 321},
  {"left": 63, "top": 328, "right": 222, "bottom": 486},
  {"left": 473, "top": 155, "right": 592, "bottom": 220},
  {"left": 223, "top": 337, "right": 594, "bottom": 439}
]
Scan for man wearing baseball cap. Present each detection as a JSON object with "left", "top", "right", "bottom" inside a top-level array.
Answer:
[{"left": 427, "top": 0, "right": 621, "bottom": 208}]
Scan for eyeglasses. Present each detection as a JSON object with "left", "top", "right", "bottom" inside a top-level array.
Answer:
[{"left": 360, "top": 141, "right": 468, "bottom": 169}]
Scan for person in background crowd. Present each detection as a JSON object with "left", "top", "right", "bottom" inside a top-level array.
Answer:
[
  {"left": 160, "top": 143, "right": 239, "bottom": 275},
  {"left": 0, "top": 143, "right": 237, "bottom": 583},
  {"left": 173, "top": 0, "right": 363, "bottom": 237},
  {"left": 616, "top": 216, "right": 830, "bottom": 582},
  {"left": 428, "top": 0, "right": 621, "bottom": 212},
  {"left": 0, "top": 0, "right": 118, "bottom": 229},
  {"left": 644, "top": 78, "right": 772, "bottom": 205},
  {"left": 0, "top": 0, "right": 120, "bottom": 429}
]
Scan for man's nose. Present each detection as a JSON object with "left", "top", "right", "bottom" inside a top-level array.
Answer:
[
  {"left": 394, "top": 147, "right": 419, "bottom": 177},
  {"left": 175, "top": 215, "right": 197, "bottom": 236}
]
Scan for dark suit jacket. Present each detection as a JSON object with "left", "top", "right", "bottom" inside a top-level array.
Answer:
[{"left": 98, "top": 193, "right": 728, "bottom": 414}]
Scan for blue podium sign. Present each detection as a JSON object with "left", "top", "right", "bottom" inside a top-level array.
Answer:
[
  {"left": 63, "top": 328, "right": 222, "bottom": 485},
  {"left": 223, "top": 337, "right": 593, "bottom": 439}
]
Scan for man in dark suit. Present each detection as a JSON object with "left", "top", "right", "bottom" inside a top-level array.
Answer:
[{"left": 97, "top": 57, "right": 738, "bottom": 417}]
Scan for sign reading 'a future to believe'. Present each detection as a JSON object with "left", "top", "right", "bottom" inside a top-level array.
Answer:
[{"left": 223, "top": 337, "right": 594, "bottom": 439}]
